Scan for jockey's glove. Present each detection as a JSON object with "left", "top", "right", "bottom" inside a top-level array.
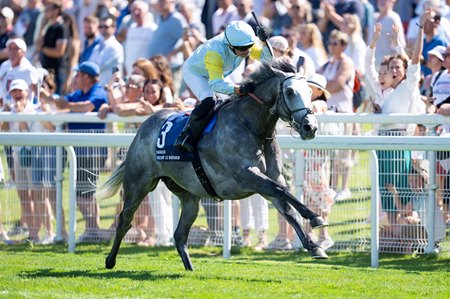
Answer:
[
  {"left": 239, "top": 82, "right": 256, "bottom": 95},
  {"left": 256, "top": 26, "right": 269, "bottom": 42}
]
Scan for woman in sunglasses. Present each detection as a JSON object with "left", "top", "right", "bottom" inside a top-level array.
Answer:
[{"left": 174, "top": 20, "right": 272, "bottom": 152}]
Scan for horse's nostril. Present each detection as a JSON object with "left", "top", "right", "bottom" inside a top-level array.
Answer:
[{"left": 303, "top": 124, "right": 312, "bottom": 132}]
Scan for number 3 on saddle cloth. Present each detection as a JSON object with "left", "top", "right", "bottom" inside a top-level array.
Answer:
[{"left": 156, "top": 113, "right": 217, "bottom": 161}]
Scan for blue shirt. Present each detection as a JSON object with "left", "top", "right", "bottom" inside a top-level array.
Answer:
[
  {"left": 422, "top": 36, "right": 447, "bottom": 76},
  {"left": 79, "top": 35, "right": 102, "bottom": 63},
  {"left": 66, "top": 83, "right": 107, "bottom": 131},
  {"left": 148, "top": 12, "right": 186, "bottom": 67}
]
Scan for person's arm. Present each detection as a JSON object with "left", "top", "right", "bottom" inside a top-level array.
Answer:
[
  {"left": 112, "top": 102, "right": 140, "bottom": 116},
  {"left": 411, "top": 10, "right": 432, "bottom": 65},
  {"left": 437, "top": 103, "right": 450, "bottom": 116},
  {"left": 40, "top": 39, "right": 68, "bottom": 58},
  {"left": 365, "top": 23, "right": 381, "bottom": 90}
]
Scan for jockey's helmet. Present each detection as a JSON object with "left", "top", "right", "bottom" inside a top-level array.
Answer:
[{"left": 224, "top": 21, "right": 256, "bottom": 47}]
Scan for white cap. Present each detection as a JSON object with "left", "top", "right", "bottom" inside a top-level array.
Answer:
[
  {"left": 307, "top": 73, "right": 331, "bottom": 99},
  {"left": 6, "top": 38, "right": 27, "bottom": 52},
  {"left": 9, "top": 79, "right": 28, "bottom": 92},
  {"left": 428, "top": 45, "right": 446, "bottom": 61},
  {"left": 0, "top": 7, "right": 14, "bottom": 22}
]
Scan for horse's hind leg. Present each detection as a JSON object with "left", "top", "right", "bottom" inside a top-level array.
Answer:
[
  {"left": 105, "top": 178, "right": 159, "bottom": 269},
  {"left": 173, "top": 193, "right": 200, "bottom": 271},
  {"left": 270, "top": 197, "right": 328, "bottom": 259}
]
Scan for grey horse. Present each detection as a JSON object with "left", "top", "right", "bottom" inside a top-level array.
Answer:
[{"left": 96, "top": 59, "right": 329, "bottom": 271}]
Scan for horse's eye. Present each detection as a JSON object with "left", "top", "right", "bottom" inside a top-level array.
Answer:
[{"left": 286, "top": 88, "right": 294, "bottom": 97}]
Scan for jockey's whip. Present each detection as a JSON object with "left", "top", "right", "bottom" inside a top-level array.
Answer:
[{"left": 251, "top": 12, "right": 274, "bottom": 58}]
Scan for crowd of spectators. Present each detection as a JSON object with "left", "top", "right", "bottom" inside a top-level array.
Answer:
[{"left": 0, "top": 0, "right": 449, "bottom": 251}]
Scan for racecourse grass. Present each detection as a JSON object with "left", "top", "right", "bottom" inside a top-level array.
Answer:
[{"left": 0, "top": 243, "right": 449, "bottom": 298}]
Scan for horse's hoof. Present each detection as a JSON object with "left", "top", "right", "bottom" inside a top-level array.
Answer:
[
  {"left": 310, "top": 216, "right": 328, "bottom": 229},
  {"left": 311, "top": 247, "right": 329, "bottom": 259},
  {"left": 105, "top": 256, "right": 116, "bottom": 269}
]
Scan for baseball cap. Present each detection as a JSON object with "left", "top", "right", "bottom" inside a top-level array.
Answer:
[
  {"left": 9, "top": 79, "right": 28, "bottom": 92},
  {"left": 6, "top": 38, "right": 27, "bottom": 52},
  {"left": 307, "top": 73, "right": 331, "bottom": 99},
  {"left": 73, "top": 61, "right": 100, "bottom": 77},
  {"left": 0, "top": 7, "right": 14, "bottom": 21},
  {"left": 428, "top": 45, "right": 446, "bottom": 61}
]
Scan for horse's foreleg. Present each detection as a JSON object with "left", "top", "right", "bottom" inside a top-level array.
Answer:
[
  {"left": 242, "top": 167, "right": 328, "bottom": 228},
  {"left": 173, "top": 194, "right": 200, "bottom": 271},
  {"left": 270, "top": 198, "right": 328, "bottom": 259}
]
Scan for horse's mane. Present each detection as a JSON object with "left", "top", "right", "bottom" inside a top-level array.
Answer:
[{"left": 248, "top": 58, "right": 296, "bottom": 83}]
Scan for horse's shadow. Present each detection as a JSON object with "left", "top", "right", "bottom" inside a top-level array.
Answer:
[{"left": 19, "top": 268, "right": 183, "bottom": 281}]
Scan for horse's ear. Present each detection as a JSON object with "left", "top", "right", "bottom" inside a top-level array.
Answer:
[{"left": 271, "top": 67, "right": 286, "bottom": 79}]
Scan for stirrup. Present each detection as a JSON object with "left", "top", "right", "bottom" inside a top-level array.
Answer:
[{"left": 174, "top": 134, "right": 194, "bottom": 152}]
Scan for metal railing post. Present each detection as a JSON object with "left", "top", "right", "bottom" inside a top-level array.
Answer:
[
  {"left": 55, "top": 123, "right": 64, "bottom": 241},
  {"left": 66, "top": 146, "right": 77, "bottom": 253},
  {"left": 369, "top": 150, "right": 379, "bottom": 268},
  {"left": 223, "top": 200, "right": 232, "bottom": 259}
]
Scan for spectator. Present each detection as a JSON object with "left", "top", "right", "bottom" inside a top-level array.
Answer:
[
  {"left": 364, "top": 23, "right": 395, "bottom": 112},
  {"left": 320, "top": 29, "right": 355, "bottom": 201},
  {"left": 304, "top": 73, "right": 336, "bottom": 250},
  {"left": 148, "top": 0, "right": 186, "bottom": 95},
  {"left": 298, "top": 23, "right": 328, "bottom": 71},
  {"left": 124, "top": 0, "right": 157, "bottom": 75},
  {"left": 0, "top": 37, "right": 38, "bottom": 109},
  {"left": 235, "top": 0, "right": 269, "bottom": 31},
  {"left": 13, "top": 0, "right": 43, "bottom": 58},
  {"left": 406, "top": 0, "right": 450, "bottom": 49},
  {"left": 40, "top": 61, "right": 109, "bottom": 242},
  {"left": 428, "top": 44, "right": 450, "bottom": 225},
  {"left": 0, "top": 7, "right": 15, "bottom": 64},
  {"left": 1, "top": 79, "right": 39, "bottom": 242},
  {"left": 318, "top": 0, "right": 366, "bottom": 48},
  {"left": 61, "top": 12, "right": 81, "bottom": 95},
  {"left": 212, "top": 0, "right": 239, "bottom": 36},
  {"left": 377, "top": 10, "right": 432, "bottom": 235},
  {"left": 177, "top": 1, "right": 206, "bottom": 38},
  {"left": 263, "top": 0, "right": 291, "bottom": 36},
  {"left": 79, "top": 15, "right": 101, "bottom": 64},
  {"left": 421, "top": 45, "right": 446, "bottom": 97},
  {"left": 240, "top": 194, "right": 268, "bottom": 250},
  {"left": 368, "top": 0, "right": 406, "bottom": 68},
  {"left": 35, "top": 0, "right": 68, "bottom": 95},
  {"left": 280, "top": 26, "right": 316, "bottom": 77},
  {"left": 421, "top": 11, "right": 447, "bottom": 76},
  {"left": 287, "top": 0, "right": 313, "bottom": 28},
  {"left": 0, "top": 202, "right": 11, "bottom": 244},
  {"left": 150, "top": 55, "right": 176, "bottom": 103},
  {"left": 90, "top": 16, "right": 124, "bottom": 87}
]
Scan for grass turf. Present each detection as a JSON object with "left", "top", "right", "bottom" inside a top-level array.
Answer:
[{"left": 0, "top": 243, "right": 449, "bottom": 298}]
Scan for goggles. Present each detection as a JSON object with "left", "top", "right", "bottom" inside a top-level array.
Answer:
[{"left": 233, "top": 44, "right": 253, "bottom": 52}]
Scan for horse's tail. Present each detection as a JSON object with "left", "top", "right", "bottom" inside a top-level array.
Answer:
[{"left": 95, "top": 160, "right": 125, "bottom": 200}]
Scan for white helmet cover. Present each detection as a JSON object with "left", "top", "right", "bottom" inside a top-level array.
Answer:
[{"left": 224, "top": 21, "right": 256, "bottom": 47}]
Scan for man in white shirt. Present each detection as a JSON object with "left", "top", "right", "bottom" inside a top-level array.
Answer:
[{"left": 90, "top": 16, "right": 124, "bottom": 87}]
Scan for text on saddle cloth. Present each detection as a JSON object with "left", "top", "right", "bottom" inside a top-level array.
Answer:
[{"left": 156, "top": 113, "right": 217, "bottom": 161}]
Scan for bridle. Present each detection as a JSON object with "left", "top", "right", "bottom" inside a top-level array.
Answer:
[{"left": 246, "top": 74, "right": 314, "bottom": 133}]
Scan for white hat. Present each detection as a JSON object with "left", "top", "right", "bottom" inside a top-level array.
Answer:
[
  {"left": 268, "top": 36, "right": 289, "bottom": 53},
  {"left": 307, "top": 73, "right": 331, "bottom": 99},
  {"left": 9, "top": 79, "right": 28, "bottom": 92},
  {"left": 6, "top": 38, "right": 27, "bottom": 52},
  {"left": 0, "top": 7, "right": 14, "bottom": 22},
  {"left": 428, "top": 45, "right": 446, "bottom": 61},
  {"left": 224, "top": 21, "right": 256, "bottom": 46}
]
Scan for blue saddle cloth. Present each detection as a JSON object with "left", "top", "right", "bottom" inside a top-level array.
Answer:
[{"left": 156, "top": 113, "right": 217, "bottom": 161}]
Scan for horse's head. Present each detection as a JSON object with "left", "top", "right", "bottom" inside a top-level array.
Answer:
[
  {"left": 273, "top": 71, "right": 318, "bottom": 140},
  {"left": 249, "top": 59, "right": 317, "bottom": 140}
]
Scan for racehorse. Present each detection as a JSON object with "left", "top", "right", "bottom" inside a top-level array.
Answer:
[{"left": 96, "top": 59, "right": 329, "bottom": 271}]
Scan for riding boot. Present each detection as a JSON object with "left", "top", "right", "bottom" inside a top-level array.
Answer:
[{"left": 174, "top": 97, "right": 216, "bottom": 152}]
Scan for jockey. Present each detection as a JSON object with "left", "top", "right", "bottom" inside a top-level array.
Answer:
[{"left": 174, "top": 20, "right": 272, "bottom": 152}]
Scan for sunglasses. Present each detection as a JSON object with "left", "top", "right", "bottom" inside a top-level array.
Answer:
[
  {"left": 327, "top": 41, "right": 339, "bottom": 46},
  {"left": 99, "top": 25, "right": 111, "bottom": 29},
  {"left": 443, "top": 53, "right": 450, "bottom": 58},
  {"left": 127, "top": 83, "right": 141, "bottom": 89},
  {"left": 233, "top": 44, "right": 253, "bottom": 52}
]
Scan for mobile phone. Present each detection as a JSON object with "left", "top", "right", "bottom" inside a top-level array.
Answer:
[{"left": 112, "top": 66, "right": 119, "bottom": 74}]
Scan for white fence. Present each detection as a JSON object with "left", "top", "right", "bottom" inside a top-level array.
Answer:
[{"left": 0, "top": 112, "right": 449, "bottom": 268}]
